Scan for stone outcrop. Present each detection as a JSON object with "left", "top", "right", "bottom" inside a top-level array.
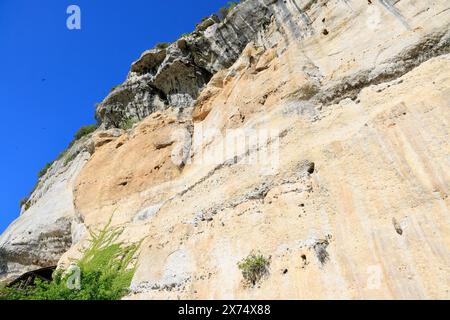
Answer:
[
  {"left": 0, "top": 137, "right": 93, "bottom": 283},
  {"left": 95, "top": 0, "right": 274, "bottom": 129},
  {"left": 1, "top": 0, "right": 449, "bottom": 299}
]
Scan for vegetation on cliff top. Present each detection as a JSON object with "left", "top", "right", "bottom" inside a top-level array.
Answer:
[
  {"left": 219, "top": 1, "right": 242, "bottom": 18},
  {"left": 19, "top": 123, "right": 97, "bottom": 210},
  {"left": 73, "top": 124, "right": 97, "bottom": 141}
]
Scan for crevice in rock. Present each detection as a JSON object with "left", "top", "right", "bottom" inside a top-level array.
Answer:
[
  {"left": 301, "top": 254, "right": 308, "bottom": 268},
  {"left": 307, "top": 162, "right": 315, "bottom": 175},
  {"left": 313, "top": 240, "right": 330, "bottom": 265}
]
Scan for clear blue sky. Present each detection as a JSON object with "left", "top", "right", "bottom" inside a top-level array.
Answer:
[{"left": 0, "top": 0, "right": 228, "bottom": 233}]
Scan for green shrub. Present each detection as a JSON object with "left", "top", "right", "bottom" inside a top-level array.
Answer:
[
  {"left": 19, "top": 197, "right": 28, "bottom": 208},
  {"left": 64, "top": 151, "right": 79, "bottom": 166},
  {"left": 219, "top": 1, "right": 241, "bottom": 18},
  {"left": 19, "top": 123, "right": 98, "bottom": 210},
  {"left": 19, "top": 197, "right": 30, "bottom": 211},
  {"left": 227, "top": 1, "right": 239, "bottom": 11},
  {"left": 19, "top": 180, "right": 40, "bottom": 211},
  {"left": 0, "top": 220, "right": 141, "bottom": 300},
  {"left": 155, "top": 42, "right": 170, "bottom": 50},
  {"left": 74, "top": 124, "right": 97, "bottom": 141},
  {"left": 238, "top": 251, "right": 270, "bottom": 286},
  {"left": 120, "top": 118, "right": 137, "bottom": 130},
  {"left": 38, "top": 162, "right": 53, "bottom": 178}
]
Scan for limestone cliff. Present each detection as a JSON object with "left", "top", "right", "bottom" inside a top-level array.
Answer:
[{"left": 1, "top": 0, "right": 449, "bottom": 299}]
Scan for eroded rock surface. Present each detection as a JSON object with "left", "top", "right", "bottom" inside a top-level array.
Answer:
[
  {"left": 1, "top": 0, "right": 449, "bottom": 298},
  {"left": 0, "top": 138, "right": 93, "bottom": 282},
  {"left": 95, "top": 0, "right": 274, "bottom": 129}
]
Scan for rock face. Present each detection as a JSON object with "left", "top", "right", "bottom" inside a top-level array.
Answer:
[
  {"left": 95, "top": 0, "right": 274, "bottom": 129},
  {"left": 0, "top": 138, "right": 93, "bottom": 283},
  {"left": 1, "top": 0, "right": 450, "bottom": 299}
]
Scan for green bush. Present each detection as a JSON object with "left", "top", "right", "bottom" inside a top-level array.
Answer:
[
  {"left": 238, "top": 251, "right": 270, "bottom": 286},
  {"left": 19, "top": 122, "right": 98, "bottom": 210},
  {"left": 37, "top": 162, "right": 53, "bottom": 178},
  {"left": 120, "top": 118, "right": 137, "bottom": 130},
  {"left": 0, "top": 220, "right": 141, "bottom": 300},
  {"left": 227, "top": 1, "right": 239, "bottom": 11},
  {"left": 19, "top": 197, "right": 30, "bottom": 211},
  {"left": 64, "top": 151, "right": 79, "bottom": 167},
  {"left": 18, "top": 180, "right": 40, "bottom": 211},
  {"left": 74, "top": 124, "right": 97, "bottom": 141},
  {"left": 219, "top": 1, "right": 242, "bottom": 18},
  {"left": 62, "top": 123, "right": 97, "bottom": 166},
  {"left": 155, "top": 42, "right": 170, "bottom": 50}
]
